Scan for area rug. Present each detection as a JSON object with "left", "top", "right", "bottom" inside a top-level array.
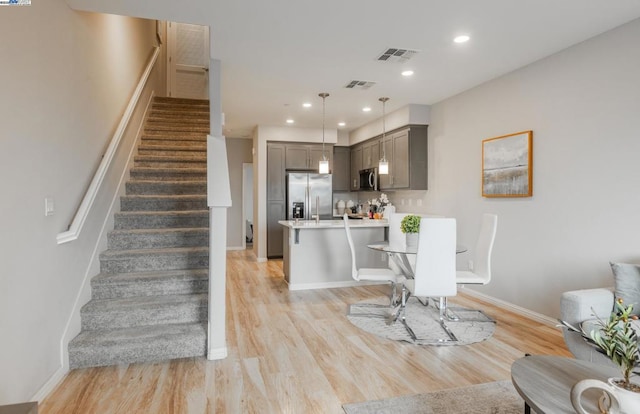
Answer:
[
  {"left": 347, "top": 297, "right": 495, "bottom": 346},
  {"left": 342, "top": 380, "right": 523, "bottom": 414}
]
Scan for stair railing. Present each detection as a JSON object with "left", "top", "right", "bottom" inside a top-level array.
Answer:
[{"left": 56, "top": 47, "right": 160, "bottom": 244}]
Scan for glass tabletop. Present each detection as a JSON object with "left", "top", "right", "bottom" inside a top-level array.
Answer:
[{"left": 367, "top": 242, "right": 468, "bottom": 255}]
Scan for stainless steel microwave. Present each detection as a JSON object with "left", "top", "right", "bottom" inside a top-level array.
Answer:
[{"left": 359, "top": 167, "right": 379, "bottom": 191}]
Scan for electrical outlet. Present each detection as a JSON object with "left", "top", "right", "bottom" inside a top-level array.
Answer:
[
  {"left": 468, "top": 260, "right": 474, "bottom": 271},
  {"left": 400, "top": 199, "right": 405, "bottom": 206},
  {"left": 417, "top": 199, "right": 422, "bottom": 206},
  {"left": 45, "top": 197, "right": 55, "bottom": 216},
  {"left": 408, "top": 199, "right": 413, "bottom": 206}
]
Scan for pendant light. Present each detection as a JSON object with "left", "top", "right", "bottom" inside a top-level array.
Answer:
[
  {"left": 318, "top": 92, "right": 330, "bottom": 174},
  {"left": 378, "top": 97, "right": 389, "bottom": 175}
]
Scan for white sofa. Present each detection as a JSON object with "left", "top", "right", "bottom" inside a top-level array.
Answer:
[{"left": 560, "top": 288, "right": 616, "bottom": 367}]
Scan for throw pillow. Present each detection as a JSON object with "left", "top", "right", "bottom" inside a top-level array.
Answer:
[{"left": 611, "top": 262, "right": 640, "bottom": 316}]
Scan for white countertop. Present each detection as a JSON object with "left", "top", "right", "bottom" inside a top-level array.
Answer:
[{"left": 278, "top": 219, "right": 388, "bottom": 229}]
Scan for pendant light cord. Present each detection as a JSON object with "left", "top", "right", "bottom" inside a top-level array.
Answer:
[
  {"left": 380, "top": 97, "right": 389, "bottom": 161},
  {"left": 319, "top": 93, "right": 329, "bottom": 161}
]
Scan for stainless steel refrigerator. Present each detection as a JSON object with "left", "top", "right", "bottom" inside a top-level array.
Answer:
[{"left": 286, "top": 173, "right": 333, "bottom": 220}]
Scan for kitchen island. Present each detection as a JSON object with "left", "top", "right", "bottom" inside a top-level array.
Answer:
[{"left": 278, "top": 219, "right": 389, "bottom": 290}]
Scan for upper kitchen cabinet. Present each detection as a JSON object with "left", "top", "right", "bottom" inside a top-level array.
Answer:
[
  {"left": 350, "top": 145, "right": 362, "bottom": 191},
  {"left": 379, "top": 125, "right": 428, "bottom": 190},
  {"left": 361, "top": 138, "right": 380, "bottom": 169},
  {"left": 285, "top": 143, "right": 332, "bottom": 171},
  {"left": 332, "top": 146, "right": 351, "bottom": 191}
]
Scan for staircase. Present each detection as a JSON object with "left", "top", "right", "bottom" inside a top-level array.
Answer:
[{"left": 68, "top": 97, "right": 211, "bottom": 369}]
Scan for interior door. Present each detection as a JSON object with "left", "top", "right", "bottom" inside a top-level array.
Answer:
[{"left": 167, "top": 22, "right": 210, "bottom": 99}]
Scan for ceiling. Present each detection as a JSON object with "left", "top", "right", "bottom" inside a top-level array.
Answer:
[{"left": 206, "top": 1, "right": 640, "bottom": 139}]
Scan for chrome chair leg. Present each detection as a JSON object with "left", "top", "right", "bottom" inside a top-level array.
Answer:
[{"left": 437, "top": 297, "right": 458, "bottom": 342}]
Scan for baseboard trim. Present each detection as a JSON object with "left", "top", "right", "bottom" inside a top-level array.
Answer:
[
  {"left": 31, "top": 366, "right": 67, "bottom": 403},
  {"left": 226, "top": 246, "right": 245, "bottom": 251},
  {"left": 207, "top": 347, "right": 228, "bottom": 360},
  {"left": 256, "top": 257, "right": 267, "bottom": 263},
  {"left": 460, "top": 287, "right": 557, "bottom": 327},
  {"left": 287, "top": 280, "right": 385, "bottom": 291}
]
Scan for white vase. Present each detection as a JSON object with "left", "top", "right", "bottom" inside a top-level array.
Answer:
[
  {"left": 382, "top": 205, "right": 395, "bottom": 218},
  {"left": 571, "top": 377, "right": 640, "bottom": 414},
  {"left": 405, "top": 233, "right": 419, "bottom": 249}
]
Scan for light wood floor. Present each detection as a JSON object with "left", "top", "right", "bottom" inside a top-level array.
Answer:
[{"left": 40, "top": 249, "right": 571, "bottom": 413}]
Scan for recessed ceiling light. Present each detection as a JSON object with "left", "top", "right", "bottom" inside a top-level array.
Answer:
[
  {"left": 338, "top": 122, "right": 346, "bottom": 127},
  {"left": 401, "top": 70, "right": 414, "bottom": 77},
  {"left": 302, "top": 103, "right": 312, "bottom": 108},
  {"left": 286, "top": 119, "right": 294, "bottom": 124},
  {"left": 454, "top": 35, "right": 470, "bottom": 43},
  {"left": 362, "top": 107, "right": 372, "bottom": 112}
]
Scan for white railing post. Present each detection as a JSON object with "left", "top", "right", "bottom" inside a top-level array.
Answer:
[{"left": 207, "top": 57, "right": 230, "bottom": 359}]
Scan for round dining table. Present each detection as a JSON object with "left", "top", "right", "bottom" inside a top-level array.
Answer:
[{"left": 367, "top": 242, "right": 467, "bottom": 278}]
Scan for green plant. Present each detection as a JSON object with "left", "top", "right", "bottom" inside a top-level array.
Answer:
[
  {"left": 400, "top": 215, "right": 421, "bottom": 234},
  {"left": 590, "top": 298, "right": 640, "bottom": 390}
]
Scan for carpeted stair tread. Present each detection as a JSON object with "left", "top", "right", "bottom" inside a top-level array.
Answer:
[
  {"left": 139, "top": 138, "right": 207, "bottom": 147},
  {"left": 146, "top": 118, "right": 209, "bottom": 126},
  {"left": 120, "top": 194, "right": 207, "bottom": 211},
  {"left": 100, "top": 245, "right": 209, "bottom": 259},
  {"left": 138, "top": 143, "right": 207, "bottom": 151},
  {"left": 147, "top": 112, "right": 209, "bottom": 121},
  {"left": 134, "top": 154, "right": 207, "bottom": 162},
  {"left": 91, "top": 269, "right": 208, "bottom": 299},
  {"left": 137, "top": 149, "right": 206, "bottom": 157},
  {"left": 68, "top": 322, "right": 207, "bottom": 369},
  {"left": 91, "top": 270, "right": 208, "bottom": 300},
  {"left": 125, "top": 181, "right": 207, "bottom": 196},
  {"left": 80, "top": 293, "right": 207, "bottom": 330},
  {"left": 107, "top": 227, "right": 209, "bottom": 249},
  {"left": 129, "top": 167, "right": 207, "bottom": 181},
  {"left": 114, "top": 210, "right": 208, "bottom": 229},
  {"left": 99, "top": 246, "right": 209, "bottom": 273},
  {"left": 154, "top": 96, "right": 209, "bottom": 104},
  {"left": 145, "top": 125, "right": 210, "bottom": 133},
  {"left": 141, "top": 131, "right": 207, "bottom": 140},
  {"left": 81, "top": 293, "right": 207, "bottom": 319}
]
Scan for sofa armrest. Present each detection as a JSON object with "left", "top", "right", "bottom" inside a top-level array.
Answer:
[
  {"left": 560, "top": 288, "right": 614, "bottom": 327},
  {"left": 560, "top": 288, "right": 616, "bottom": 366}
]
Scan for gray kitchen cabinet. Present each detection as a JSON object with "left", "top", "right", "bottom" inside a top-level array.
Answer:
[
  {"left": 361, "top": 139, "right": 380, "bottom": 169},
  {"left": 284, "top": 145, "right": 309, "bottom": 170},
  {"left": 379, "top": 125, "right": 428, "bottom": 190},
  {"left": 285, "top": 144, "right": 332, "bottom": 171},
  {"left": 267, "top": 201, "right": 285, "bottom": 258},
  {"left": 267, "top": 143, "right": 286, "bottom": 257},
  {"left": 309, "top": 146, "right": 332, "bottom": 171},
  {"left": 332, "top": 146, "right": 351, "bottom": 191},
  {"left": 267, "top": 143, "right": 285, "bottom": 201},
  {"left": 350, "top": 146, "right": 362, "bottom": 190}
]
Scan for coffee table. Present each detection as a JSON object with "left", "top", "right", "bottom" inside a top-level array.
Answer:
[{"left": 511, "top": 355, "right": 618, "bottom": 413}]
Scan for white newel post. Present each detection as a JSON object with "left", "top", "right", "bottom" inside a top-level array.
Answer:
[{"left": 207, "top": 58, "right": 230, "bottom": 360}]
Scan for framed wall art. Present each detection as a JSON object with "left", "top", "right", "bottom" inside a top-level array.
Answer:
[{"left": 482, "top": 130, "right": 533, "bottom": 197}]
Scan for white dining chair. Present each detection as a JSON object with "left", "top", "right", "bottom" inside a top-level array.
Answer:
[
  {"left": 343, "top": 214, "right": 403, "bottom": 309},
  {"left": 402, "top": 217, "right": 458, "bottom": 342},
  {"left": 450, "top": 213, "right": 498, "bottom": 322}
]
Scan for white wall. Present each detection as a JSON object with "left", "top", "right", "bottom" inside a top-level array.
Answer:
[
  {"left": 0, "top": 1, "right": 160, "bottom": 404},
  {"left": 421, "top": 18, "right": 640, "bottom": 318},
  {"left": 225, "top": 138, "right": 253, "bottom": 248}
]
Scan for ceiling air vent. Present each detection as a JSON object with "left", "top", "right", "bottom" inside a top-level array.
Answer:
[
  {"left": 376, "top": 48, "right": 419, "bottom": 63},
  {"left": 345, "top": 80, "right": 376, "bottom": 90}
]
